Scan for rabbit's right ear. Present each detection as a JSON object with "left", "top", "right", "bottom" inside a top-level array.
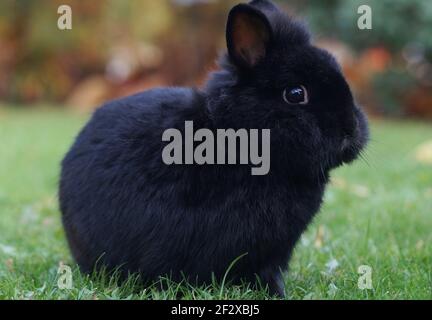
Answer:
[{"left": 226, "top": 4, "right": 273, "bottom": 69}]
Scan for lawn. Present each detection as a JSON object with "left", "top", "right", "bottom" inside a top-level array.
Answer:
[{"left": 0, "top": 107, "right": 431, "bottom": 300}]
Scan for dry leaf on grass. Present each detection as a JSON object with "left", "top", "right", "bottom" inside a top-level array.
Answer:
[
  {"left": 5, "top": 258, "right": 14, "bottom": 272},
  {"left": 331, "top": 177, "right": 370, "bottom": 198},
  {"left": 415, "top": 240, "right": 424, "bottom": 251},
  {"left": 314, "top": 225, "right": 325, "bottom": 248},
  {"left": 331, "top": 177, "right": 347, "bottom": 189},
  {"left": 351, "top": 184, "right": 370, "bottom": 198},
  {"left": 415, "top": 141, "right": 432, "bottom": 165}
]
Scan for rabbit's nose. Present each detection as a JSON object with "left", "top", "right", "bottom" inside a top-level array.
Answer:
[
  {"left": 343, "top": 107, "right": 361, "bottom": 135},
  {"left": 341, "top": 112, "right": 360, "bottom": 150}
]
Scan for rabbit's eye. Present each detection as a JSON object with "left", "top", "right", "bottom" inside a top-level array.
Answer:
[{"left": 283, "top": 86, "right": 308, "bottom": 105}]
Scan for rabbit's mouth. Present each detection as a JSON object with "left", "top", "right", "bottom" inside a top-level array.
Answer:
[
  {"left": 339, "top": 107, "right": 369, "bottom": 164},
  {"left": 340, "top": 137, "right": 362, "bottom": 164}
]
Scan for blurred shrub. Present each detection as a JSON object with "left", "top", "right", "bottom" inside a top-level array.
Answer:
[
  {"left": 288, "top": 0, "right": 432, "bottom": 53},
  {"left": 285, "top": 0, "right": 432, "bottom": 118},
  {"left": 0, "top": 0, "right": 237, "bottom": 106},
  {"left": 0, "top": 0, "right": 431, "bottom": 119},
  {"left": 371, "top": 69, "right": 416, "bottom": 116}
]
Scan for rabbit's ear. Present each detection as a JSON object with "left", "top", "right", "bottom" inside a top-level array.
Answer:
[
  {"left": 226, "top": 4, "right": 273, "bottom": 68},
  {"left": 249, "top": 0, "right": 279, "bottom": 12}
]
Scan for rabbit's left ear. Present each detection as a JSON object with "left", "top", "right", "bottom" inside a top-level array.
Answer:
[{"left": 226, "top": 4, "right": 273, "bottom": 69}]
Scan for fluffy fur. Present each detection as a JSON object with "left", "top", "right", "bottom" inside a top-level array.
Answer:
[{"left": 59, "top": 0, "right": 369, "bottom": 297}]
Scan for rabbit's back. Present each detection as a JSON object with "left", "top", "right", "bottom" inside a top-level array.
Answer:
[
  {"left": 60, "top": 88, "right": 204, "bottom": 277},
  {"left": 59, "top": 86, "right": 322, "bottom": 283}
]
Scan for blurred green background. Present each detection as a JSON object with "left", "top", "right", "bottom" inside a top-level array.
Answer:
[{"left": 1, "top": 0, "right": 431, "bottom": 118}]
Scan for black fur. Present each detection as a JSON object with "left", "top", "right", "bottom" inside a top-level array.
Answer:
[{"left": 59, "top": 0, "right": 369, "bottom": 297}]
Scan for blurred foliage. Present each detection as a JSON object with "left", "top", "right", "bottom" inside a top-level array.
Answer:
[
  {"left": 0, "top": 0, "right": 237, "bottom": 105},
  {"left": 0, "top": 0, "right": 431, "bottom": 119},
  {"left": 289, "top": 0, "right": 432, "bottom": 54},
  {"left": 286, "top": 0, "right": 432, "bottom": 117},
  {"left": 371, "top": 69, "right": 416, "bottom": 116}
]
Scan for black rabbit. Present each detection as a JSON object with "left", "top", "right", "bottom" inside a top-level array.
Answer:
[{"left": 59, "top": 0, "right": 369, "bottom": 297}]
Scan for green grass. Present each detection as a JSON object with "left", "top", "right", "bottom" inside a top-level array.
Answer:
[{"left": 0, "top": 107, "right": 431, "bottom": 300}]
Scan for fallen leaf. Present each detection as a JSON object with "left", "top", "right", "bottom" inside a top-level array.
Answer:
[
  {"left": 314, "top": 225, "right": 325, "bottom": 248},
  {"left": 415, "top": 141, "right": 432, "bottom": 165},
  {"left": 351, "top": 184, "right": 370, "bottom": 198},
  {"left": 415, "top": 240, "right": 424, "bottom": 251},
  {"left": 5, "top": 258, "right": 14, "bottom": 272},
  {"left": 331, "top": 177, "right": 347, "bottom": 189}
]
